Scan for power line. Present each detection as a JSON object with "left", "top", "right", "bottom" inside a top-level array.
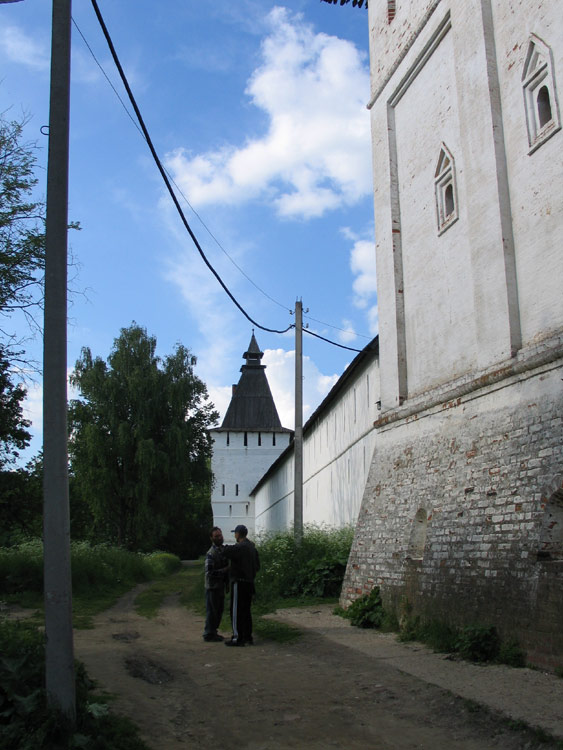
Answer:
[
  {"left": 74, "top": 16, "right": 293, "bottom": 317},
  {"left": 86, "top": 1, "right": 371, "bottom": 352},
  {"left": 89, "top": 0, "right": 292, "bottom": 336},
  {"left": 303, "top": 328, "right": 363, "bottom": 353},
  {"left": 303, "top": 313, "right": 372, "bottom": 340}
]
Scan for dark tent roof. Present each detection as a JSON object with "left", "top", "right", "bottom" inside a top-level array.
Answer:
[{"left": 217, "top": 333, "right": 291, "bottom": 432}]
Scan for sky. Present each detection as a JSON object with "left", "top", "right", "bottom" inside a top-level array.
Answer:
[{"left": 0, "top": 0, "right": 377, "bottom": 462}]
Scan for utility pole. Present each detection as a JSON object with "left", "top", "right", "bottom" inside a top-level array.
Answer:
[
  {"left": 43, "top": 0, "right": 75, "bottom": 721},
  {"left": 294, "top": 299, "right": 303, "bottom": 545}
]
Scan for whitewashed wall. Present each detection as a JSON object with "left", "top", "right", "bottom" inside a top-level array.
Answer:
[
  {"left": 211, "top": 429, "right": 291, "bottom": 541},
  {"left": 253, "top": 355, "right": 380, "bottom": 534}
]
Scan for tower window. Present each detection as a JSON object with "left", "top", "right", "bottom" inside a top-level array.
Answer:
[
  {"left": 244, "top": 432, "right": 248, "bottom": 447},
  {"left": 258, "top": 432, "right": 262, "bottom": 446},
  {"left": 221, "top": 484, "right": 225, "bottom": 496},
  {"left": 226, "top": 431, "right": 230, "bottom": 446},
  {"left": 522, "top": 35, "right": 561, "bottom": 153},
  {"left": 229, "top": 504, "right": 232, "bottom": 517},
  {"left": 235, "top": 484, "right": 239, "bottom": 496},
  {"left": 272, "top": 433, "right": 276, "bottom": 446}
]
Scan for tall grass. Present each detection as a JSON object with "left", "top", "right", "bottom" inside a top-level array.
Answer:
[
  {"left": 0, "top": 539, "right": 181, "bottom": 597},
  {"left": 255, "top": 524, "right": 354, "bottom": 603}
]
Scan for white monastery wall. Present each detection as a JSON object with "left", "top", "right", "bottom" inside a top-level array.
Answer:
[
  {"left": 490, "top": 1, "right": 563, "bottom": 347},
  {"left": 347, "top": 0, "right": 563, "bottom": 670},
  {"left": 253, "top": 357, "right": 380, "bottom": 534}
]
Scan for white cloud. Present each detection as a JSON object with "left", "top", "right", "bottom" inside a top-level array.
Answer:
[
  {"left": 337, "top": 319, "right": 357, "bottom": 344},
  {"left": 0, "top": 25, "right": 49, "bottom": 70},
  {"left": 367, "top": 303, "right": 379, "bottom": 336},
  {"left": 350, "top": 238, "right": 377, "bottom": 303},
  {"left": 165, "top": 7, "right": 371, "bottom": 220},
  {"left": 262, "top": 347, "right": 338, "bottom": 429}
]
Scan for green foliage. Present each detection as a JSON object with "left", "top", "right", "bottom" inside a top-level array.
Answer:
[
  {"left": 68, "top": 322, "right": 218, "bottom": 553},
  {"left": 498, "top": 638, "right": 526, "bottom": 668},
  {"left": 255, "top": 525, "right": 354, "bottom": 602},
  {"left": 0, "top": 619, "right": 150, "bottom": 749},
  {"left": 0, "top": 348, "right": 31, "bottom": 467},
  {"left": 0, "top": 539, "right": 181, "bottom": 597},
  {"left": 340, "top": 587, "right": 385, "bottom": 628},
  {"left": 0, "top": 114, "right": 45, "bottom": 333},
  {"left": 456, "top": 625, "right": 501, "bottom": 663},
  {"left": 0, "top": 456, "right": 42, "bottom": 545}
]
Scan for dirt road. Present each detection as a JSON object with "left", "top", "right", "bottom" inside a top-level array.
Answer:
[{"left": 73, "top": 585, "right": 563, "bottom": 750}]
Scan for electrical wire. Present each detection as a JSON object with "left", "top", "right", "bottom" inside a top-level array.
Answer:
[
  {"left": 89, "top": 0, "right": 292, "bottom": 336},
  {"left": 303, "top": 313, "right": 372, "bottom": 340},
  {"left": 86, "top": 2, "right": 372, "bottom": 350},
  {"left": 303, "top": 328, "right": 363, "bottom": 353},
  {"left": 74, "top": 16, "right": 293, "bottom": 317}
]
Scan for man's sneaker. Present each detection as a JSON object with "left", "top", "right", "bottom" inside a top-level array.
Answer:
[
  {"left": 224, "top": 639, "right": 244, "bottom": 647},
  {"left": 203, "top": 634, "right": 224, "bottom": 642}
]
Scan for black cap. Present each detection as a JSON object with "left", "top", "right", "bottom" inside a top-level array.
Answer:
[{"left": 231, "top": 524, "right": 248, "bottom": 535}]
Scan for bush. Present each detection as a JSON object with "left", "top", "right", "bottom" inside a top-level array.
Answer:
[
  {"left": 456, "top": 625, "right": 501, "bottom": 662},
  {"left": 255, "top": 525, "right": 354, "bottom": 601},
  {"left": 0, "top": 540, "right": 181, "bottom": 597},
  {"left": 341, "top": 587, "right": 386, "bottom": 628}
]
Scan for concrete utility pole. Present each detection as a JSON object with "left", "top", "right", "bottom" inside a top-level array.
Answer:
[
  {"left": 294, "top": 299, "right": 303, "bottom": 545},
  {"left": 43, "top": 0, "right": 75, "bottom": 721}
]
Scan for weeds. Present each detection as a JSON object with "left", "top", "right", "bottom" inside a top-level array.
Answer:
[
  {"left": 255, "top": 524, "right": 354, "bottom": 602},
  {"left": 0, "top": 619, "right": 149, "bottom": 749}
]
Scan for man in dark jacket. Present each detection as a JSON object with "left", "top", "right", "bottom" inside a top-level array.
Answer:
[
  {"left": 203, "top": 527, "right": 229, "bottom": 642},
  {"left": 223, "top": 524, "right": 260, "bottom": 647}
]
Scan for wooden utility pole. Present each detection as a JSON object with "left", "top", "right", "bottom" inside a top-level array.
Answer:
[
  {"left": 43, "top": 0, "right": 75, "bottom": 721},
  {"left": 294, "top": 299, "right": 303, "bottom": 545}
]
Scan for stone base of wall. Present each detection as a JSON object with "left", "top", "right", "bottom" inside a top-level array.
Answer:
[{"left": 342, "top": 355, "right": 563, "bottom": 670}]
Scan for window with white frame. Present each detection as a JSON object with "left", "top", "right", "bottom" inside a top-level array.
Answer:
[
  {"left": 522, "top": 35, "right": 561, "bottom": 153},
  {"left": 434, "top": 144, "right": 459, "bottom": 235}
]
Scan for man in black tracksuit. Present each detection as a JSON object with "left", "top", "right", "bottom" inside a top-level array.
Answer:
[{"left": 222, "top": 524, "right": 260, "bottom": 647}]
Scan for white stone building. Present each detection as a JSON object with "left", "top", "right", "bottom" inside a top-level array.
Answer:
[
  {"left": 252, "top": 338, "right": 379, "bottom": 533},
  {"left": 343, "top": 0, "right": 563, "bottom": 670},
  {"left": 210, "top": 334, "right": 292, "bottom": 542}
]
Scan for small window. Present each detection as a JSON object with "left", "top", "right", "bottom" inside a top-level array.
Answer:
[
  {"left": 226, "top": 431, "right": 230, "bottom": 446},
  {"left": 235, "top": 484, "right": 239, "bottom": 497},
  {"left": 435, "top": 144, "right": 459, "bottom": 234},
  {"left": 522, "top": 35, "right": 561, "bottom": 153},
  {"left": 245, "top": 503, "right": 249, "bottom": 517},
  {"left": 537, "top": 86, "right": 552, "bottom": 128},
  {"left": 229, "top": 504, "right": 232, "bottom": 517},
  {"left": 244, "top": 432, "right": 248, "bottom": 447},
  {"left": 537, "top": 488, "right": 563, "bottom": 561},
  {"left": 258, "top": 432, "right": 261, "bottom": 446},
  {"left": 221, "top": 484, "right": 225, "bottom": 497},
  {"left": 387, "top": 0, "right": 396, "bottom": 23},
  {"left": 272, "top": 433, "right": 276, "bottom": 446}
]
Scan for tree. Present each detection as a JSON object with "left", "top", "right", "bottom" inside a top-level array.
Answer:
[
  {"left": 320, "top": 0, "right": 367, "bottom": 7},
  {"left": 0, "top": 345, "right": 31, "bottom": 467},
  {"left": 68, "top": 323, "right": 219, "bottom": 552},
  {"left": 0, "top": 112, "right": 45, "bottom": 346}
]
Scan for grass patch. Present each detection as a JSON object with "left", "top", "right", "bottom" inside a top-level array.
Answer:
[
  {"left": 254, "top": 618, "right": 301, "bottom": 643},
  {"left": 134, "top": 568, "right": 194, "bottom": 618},
  {"left": 1, "top": 541, "right": 182, "bottom": 629}
]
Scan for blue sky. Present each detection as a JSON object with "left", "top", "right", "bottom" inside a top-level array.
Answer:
[{"left": 0, "top": 0, "right": 377, "bottom": 460}]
